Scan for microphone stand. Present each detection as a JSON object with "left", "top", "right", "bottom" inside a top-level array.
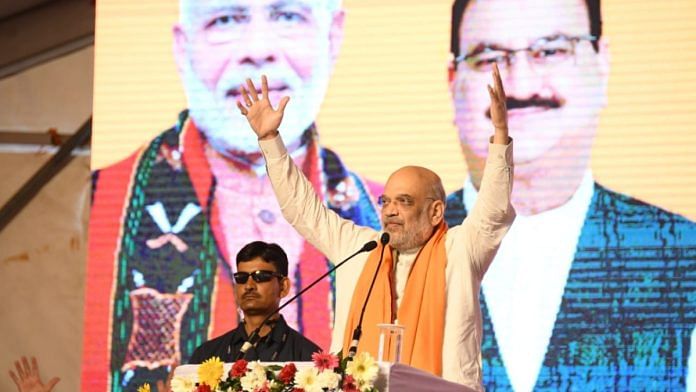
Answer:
[
  {"left": 235, "top": 239, "right": 379, "bottom": 360},
  {"left": 347, "top": 233, "right": 390, "bottom": 359}
]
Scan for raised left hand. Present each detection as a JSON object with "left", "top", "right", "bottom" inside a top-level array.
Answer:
[{"left": 488, "top": 63, "right": 509, "bottom": 144}]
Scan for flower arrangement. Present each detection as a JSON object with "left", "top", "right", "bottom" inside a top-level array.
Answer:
[{"left": 139, "top": 352, "right": 379, "bottom": 392}]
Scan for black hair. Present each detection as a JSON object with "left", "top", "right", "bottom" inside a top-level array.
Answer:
[
  {"left": 235, "top": 241, "right": 289, "bottom": 277},
  {"left": 450, "top": 0, "right": 602, "bottom": 58}
]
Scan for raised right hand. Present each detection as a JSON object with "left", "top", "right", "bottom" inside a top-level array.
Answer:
[
  {"left": 237, "top": 75, "right": 290, "bottom": 140},
  {"left": 487, "top": 63, "right": 509, "bottom": 145}
]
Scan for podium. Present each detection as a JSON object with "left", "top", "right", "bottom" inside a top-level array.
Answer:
[{"left": 174, "top": 361, "right": 474, "bottom": 391}]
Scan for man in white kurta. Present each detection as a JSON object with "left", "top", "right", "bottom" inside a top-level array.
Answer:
[
  {"left": 258, "top": 131, "right": 513, "bottom": 390},
  {"left": 238, "top": 69, "right": 514, "bottom": 390}
]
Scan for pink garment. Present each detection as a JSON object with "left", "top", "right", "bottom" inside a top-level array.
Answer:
[{"left": 207, "top": 148, "right": 308, "bottom": 330}]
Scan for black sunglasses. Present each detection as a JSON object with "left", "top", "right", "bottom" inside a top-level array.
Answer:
[{"left": 233, "top": 270, "right": 284, "bottom": 284}]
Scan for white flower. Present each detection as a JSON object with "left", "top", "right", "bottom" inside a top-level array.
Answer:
[
  {"left": 240, "top": 361, "right": 267, "bottom": 391},
  {"left": 294, "top": 367, "right": 322, "bottom": 392},
  {"left": 169, "top": 375, "right": 194, "bottom": 392},
  {"left": 316, "top": 369, "right": 340, "bottom": 390},
  {"left": 345, "top": 352, "right": 379, "bottom": 391}
]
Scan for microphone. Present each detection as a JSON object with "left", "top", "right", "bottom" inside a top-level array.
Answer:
[
  {"left": 348, "top": 232, "right": 390, "bottom": 359},
  {"left": 235, "top": 239, "right": 378, "bottom": 360}
]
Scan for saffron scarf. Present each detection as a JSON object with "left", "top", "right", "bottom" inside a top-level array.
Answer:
[{"left": 342, "top": 223, "right": 448, "bottom": 376}]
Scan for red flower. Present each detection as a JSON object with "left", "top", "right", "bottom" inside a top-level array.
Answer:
[
  {"left": 311, "top": 352, "right": 339, "bottom": 371},
  {"left": 277, "top": 363, "right": 297, "bottom": 384},
  {"left": 292, "top": 388, "right": 305, "bottom": 392},
  {"left": 342, "top": 375, "right": 360, "bottom": 392},
  {"left": 196, "top": 383, "right": 212, "bottom": 392},
  {"left": 230, "top": 359, "right": 248, "bottom": 378}
]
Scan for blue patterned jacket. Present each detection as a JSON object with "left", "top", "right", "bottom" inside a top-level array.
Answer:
[{"left": 445, "top": 182, "right": 696, "bottom": 391}]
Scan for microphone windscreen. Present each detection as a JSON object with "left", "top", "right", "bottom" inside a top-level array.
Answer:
[
  {"left": 362, "top": 240, "right": 378, "bottom": 252},
  {"left": 380, "top": 232, "right": 390, "bottom": 245}
]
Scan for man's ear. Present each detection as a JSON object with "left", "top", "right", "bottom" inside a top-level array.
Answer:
[
  {"left": 596, "top": 37, "right": 610, "bottom": 108},
  {"left": 232, "top": 279, "right": 240, "bottom": 302},
  {"left": 328, "top": 10, "right": 346, "bottom": 66},
  {"left": 431, "top": 200, "right": 445, "bottom": 226},
  {"left": 447, "top": 61, "right": 459, "bottom": 99},
  {"left": 172, "top": 23, "right": 189, "bottom": 76},
  {"left": 448, "top": 61, "right": 456, "bottom": 84},
  {"left": 279, "top": 277, "right": 291, "bottom": 298}
]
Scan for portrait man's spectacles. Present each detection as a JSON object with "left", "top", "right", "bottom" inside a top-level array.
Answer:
[
  {"left": 233, "top": 270, "right": 284, "bottom": 284},
  {"left": 455, "top": 34, "right": 597, "bottom": 72}
]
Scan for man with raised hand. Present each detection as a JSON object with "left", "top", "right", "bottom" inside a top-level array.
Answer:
[{"left": 236, "top": 67, "right": 514, "bottom": 391}]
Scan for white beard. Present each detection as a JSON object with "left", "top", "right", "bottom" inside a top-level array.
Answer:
[{"left": 181, "top": 60, "right": 331, "bottom": 158}]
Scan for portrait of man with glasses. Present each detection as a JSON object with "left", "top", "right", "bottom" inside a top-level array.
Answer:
[
  {"left": 189, "top": 241, "right": 320, "bottom": 363},
  {"left": 85, "top": 0, "right": 381, "bottom": 389},
  {"left": 444, "top": 0, "right": 696, "bottom": 390}
]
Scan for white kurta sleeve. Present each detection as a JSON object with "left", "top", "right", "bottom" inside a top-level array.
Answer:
[
  {"left": 456, "top": 140, "right": 516, "bottom": 279},
  {"left": 259, "top": 134, "right": 377, "bottom": 264}
]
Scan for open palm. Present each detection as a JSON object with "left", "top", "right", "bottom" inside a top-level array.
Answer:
[
  {"left": 237, "top": 75, "right": 290, "bottom": 140},
  {"left": 9, "top": 357, "right": 59, "bottom": 392}
]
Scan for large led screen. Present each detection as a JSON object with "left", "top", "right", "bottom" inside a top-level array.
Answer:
[{"left": 85, "top": 0, "right": 696, "bottom": 390}]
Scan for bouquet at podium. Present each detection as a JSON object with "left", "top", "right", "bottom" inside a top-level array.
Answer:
[{"left": 138, "top": 351, "right": 381, "bottom": 392}]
